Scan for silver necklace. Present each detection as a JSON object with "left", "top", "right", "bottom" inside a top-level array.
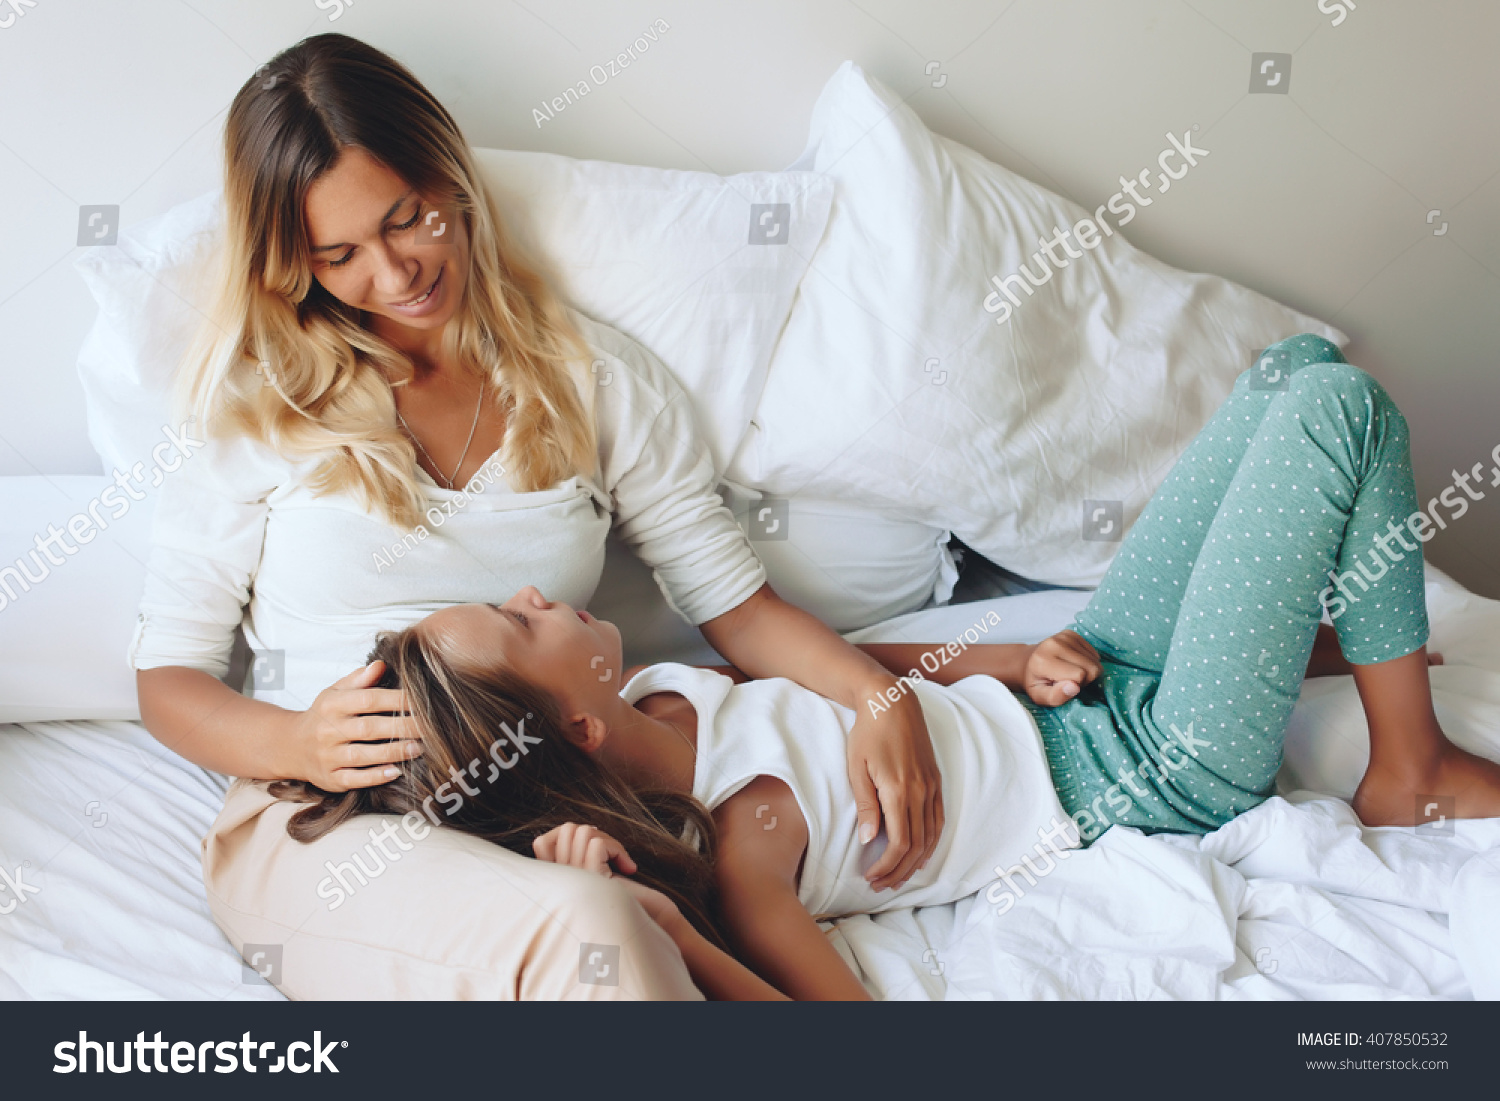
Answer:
[{"left": 395, "top": 375, "right": 486, "bottom": 491}]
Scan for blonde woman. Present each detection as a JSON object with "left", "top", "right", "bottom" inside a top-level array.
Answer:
[{"left": 131, "top": 33, "right": 941, "bottom": 998}]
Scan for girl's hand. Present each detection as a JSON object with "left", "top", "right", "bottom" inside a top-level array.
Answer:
[
  {"left": 1024, "top": 630, "right": 1103, "bottom": 707},
  {"left": 532, "top": 822, "right": 639, "bottom": 878},
  {"left": 532, "top": 823, "right": 685, "bottom": 934},
  {"left": 287, "top": 660, "right": 423, "bottom": 790},
  {"left": 847, "top": 693, "right": 944, "bottom": 892}
]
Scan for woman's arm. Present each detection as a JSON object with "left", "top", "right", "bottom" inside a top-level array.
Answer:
[
  {"left": 856, "top": 642, "right": 1033, "bottom": 690},
  {"left": 588, "top": 333, "right": 937, "bottom": 888},
  {"left": 137, "top": 665, "right": 305, "bottom": 778},
  {"left": 859, "top": 623, "right": 1436, "bottom": 691},
  {"left": 863, "top": 631, "right": 1103, "bottom": 708},
  {"left": 698, "top": 583, "right": 942, "bottom": 892},
  {"left": 129, "top": 433, "right": 416, "bottom": 788},
  {"left": 137, "top": 661, "right": 419, "bottom": 788}
]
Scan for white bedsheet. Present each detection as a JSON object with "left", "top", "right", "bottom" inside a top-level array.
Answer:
[
  {"left": 830, "top": 565, "right": 1500, "bottom": 1001},
  {"left": 0, "top": 719, "right": 283, "bottom": 1001},
  {"left": 1, "top": 564, "right": 1496, "bottom": 1000},
  {"left": 833, "top": 793, "right": 1500, "bottom": 1000}
]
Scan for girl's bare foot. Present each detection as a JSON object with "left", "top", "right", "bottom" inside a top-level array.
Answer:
[{"left": 1352, "top": 739, "right": 1500, "bottom": 826}]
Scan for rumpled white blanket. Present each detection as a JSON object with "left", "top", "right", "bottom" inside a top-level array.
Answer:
[
  {"left": 828, "top": 561, "right": 1500, "bottom": 1001},
  {"left": 832, "top": 794, "right": 1500, "bottom": 1000}
]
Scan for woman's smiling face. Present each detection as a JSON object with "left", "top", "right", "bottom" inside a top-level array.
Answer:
[
  {"left": 302, "top": 145, "right": 469, "bottom": 334},
  {"left": 419, "top": 587, "right": 626, "bottom": 716}
]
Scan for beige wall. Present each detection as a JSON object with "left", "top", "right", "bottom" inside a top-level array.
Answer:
[{"left": 3, "top": 0, "right": 1495, "bottom": 593}]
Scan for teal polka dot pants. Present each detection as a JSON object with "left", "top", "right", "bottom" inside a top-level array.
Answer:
[{"left": 1022, "top": 334, "right": 1430, "bottom": 842}]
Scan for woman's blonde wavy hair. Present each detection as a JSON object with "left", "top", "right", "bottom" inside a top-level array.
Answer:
[{"left": 179, "top": 33, "right": 596, "bottom": 530}]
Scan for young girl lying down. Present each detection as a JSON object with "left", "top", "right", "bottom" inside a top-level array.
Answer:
[{"left": 274, "top": 336, "right": 1500, "bottom": 1000}]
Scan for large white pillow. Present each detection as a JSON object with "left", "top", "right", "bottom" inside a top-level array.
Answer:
[
  {"left": 74, "top": 149, "right": 833, "bottom": 477},
  {"left": 0, "top": 476, "right": 153, "bottom": 722},
  {"left": 68, "top": 144, "right": 955, "bottom": 691},
  {"left": 590, "top": 489, "right": 959, "bottom": 669},
  {"left": 473, "top": 149, "right": 830, "bottom": 472},
  {"left": 727, "top": 63, "right": 1347, "bottom": 587}
]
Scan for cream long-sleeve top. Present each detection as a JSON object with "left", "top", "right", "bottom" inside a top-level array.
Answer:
[{"left": 129, "top": 312, "right": 767, "bottom": 711}]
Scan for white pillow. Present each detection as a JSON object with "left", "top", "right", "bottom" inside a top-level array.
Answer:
[
  {"left": 0, "top": 476, "right": 153, "bottom": 722},
  {"left": 727, "top": 63, "right": 1348, "bottom": 588},
  {"left": 719, "top": 486, "right": 957, "bottom": 631},
  {"left": 74, "top": 148, "right": 833, "bottom": 477},
  {"left": 473, "top": 149, "right": 830, "bottom": 472},
  {"left": 589, "top": 490, "right": 959, "bottom": 668},
  {"left": 69, "top": 144, "right": 953, "bottom": 676}
]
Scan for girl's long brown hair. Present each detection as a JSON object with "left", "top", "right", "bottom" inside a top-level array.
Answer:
[
  {"left": 269, "top": 624, "right": 726, "bottom": 948},
  {"left": 179, "top": 32, "right": 596, "bottom": 531}
]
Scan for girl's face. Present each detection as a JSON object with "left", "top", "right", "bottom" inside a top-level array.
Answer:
[
  {"left": 421, "top": 588, "right": 626, "bottom": 718},
  {"left": 302, "top": 145, "right": 470, "bottom": 340}
]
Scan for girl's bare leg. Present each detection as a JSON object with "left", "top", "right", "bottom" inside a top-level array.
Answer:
[{"left": 1350, "top": 646, "right": 1500, "bottom": 824}]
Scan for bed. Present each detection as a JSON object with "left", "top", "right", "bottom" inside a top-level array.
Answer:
[
  {"left": 5, "top": 61, "right": 1497, "bottom": 1002},
  {"left": 3, "top": 561, "right": 1499, "bottom": 1000}
]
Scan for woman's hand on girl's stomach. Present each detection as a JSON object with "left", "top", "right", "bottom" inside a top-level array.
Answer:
[
  {"left": 847, "top": 691, "right": 944, "bottom": 891},
  {"left": 532, "top": 823, "right": 684, "bottom": 932},
  {"left": 287, "top": 660, "right": 424, "bottom": 790},
  {"left": 1023, "top": 630, "right": 1103, "bottom": 707}
]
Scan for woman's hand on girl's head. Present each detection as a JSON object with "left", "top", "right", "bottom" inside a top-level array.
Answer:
[
  {"left": 1023, "top": 630, "right": 1103, "bottom": 707},
  {"left": 287, "top": 660, "right": 424, "bottom": 791}
]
